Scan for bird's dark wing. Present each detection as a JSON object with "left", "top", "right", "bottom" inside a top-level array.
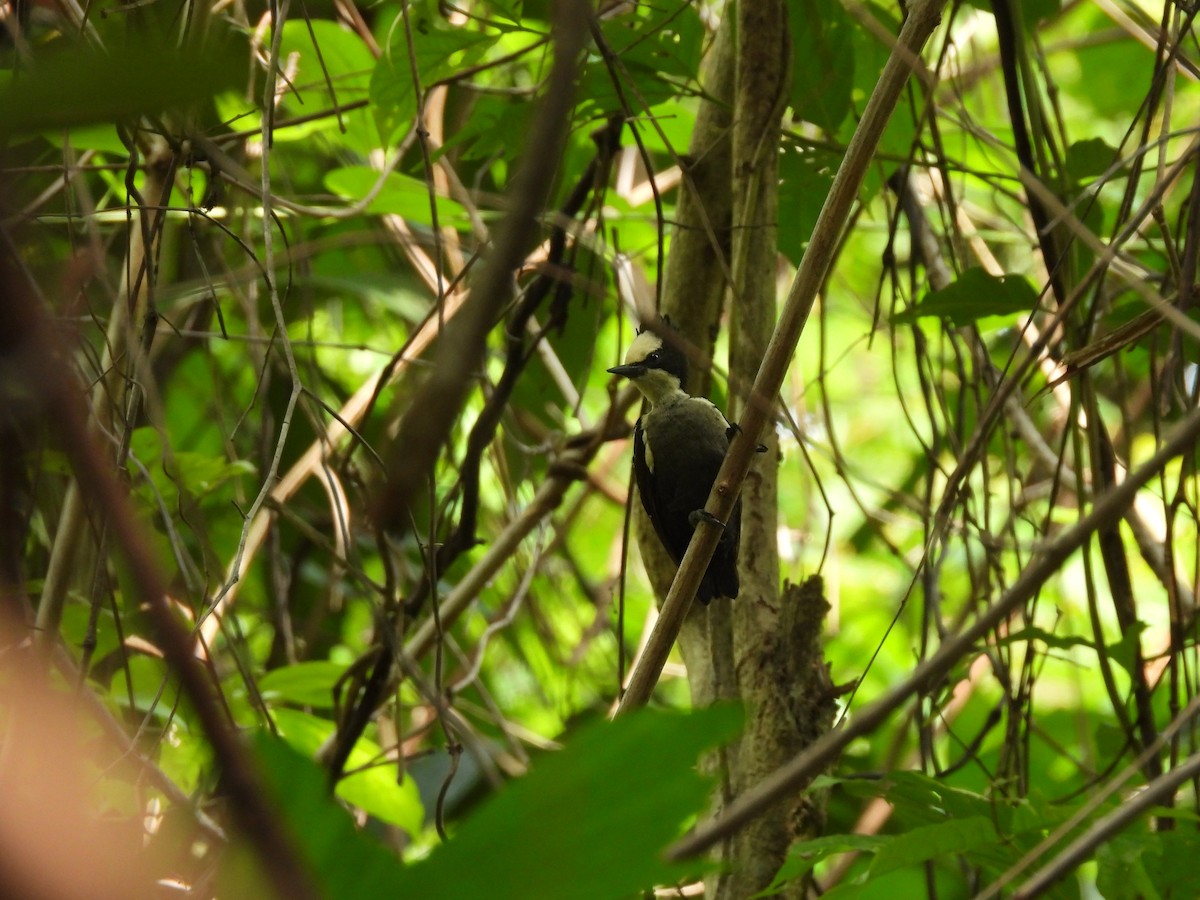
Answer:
[
  {"left": 639, "top": 399, "right": 740, "bottom": 602},
  {"left": 633, "top": 419, "right": 672, "bottom": 559}
]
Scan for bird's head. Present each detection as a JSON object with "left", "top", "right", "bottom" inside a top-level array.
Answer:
[{"left": 607, "top": 320, "right": 689, "bottom": 405}]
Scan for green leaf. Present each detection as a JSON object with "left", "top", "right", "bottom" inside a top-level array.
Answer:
[
  {"left": 846, "top": 2, "right": 914, "bottom": 191},
  {"left": 608, "top": 0, "right": 703, "bottom": 81},
  {"left": 281, "top": 19, "right": 375, "bottom": 99},
  {"left": 370, "top": 6, "right": 500, "bottom": 146},
  {"left": 778, "top": 145, "right": 839, "bottom": 263},
  {"left": 271, "top": 708, "right": 424, "bottom": 835},
  {"left": 995, "top": 626, "right": 1098, "bottom": 654},
  {"left": 893, "top": 267, "right": 1040, "bottom": 326},
  {"left": 578, "top": 0, "right": 704, "bottom": 114},
  {"left": 761, "top": 834, "right": 889, "bottom": 895},
  {"left": 270, "top": 19, "right": 378, "bottom": 151},
  {"left": 1065, "top": 137, "right": 1121, "bottom": 182},
  {"left": 128, "top": 427, "right": 254, "bottom": 508},
  {"left": 260, "top": 661, "right": 349, "bottom": 708},
  {"left": 870, "top": 816, "right": 998, "bottom": 876},
  {"left": 0, "top": 37, "right": 245, "bottom": 137},
  {"left": 1096, "top": 832, "right": 1164, "bottom": 900},
  {"left": 790, "top": 0, "right": 855, "bottom": 132},
  {"left": 253, "top": 733, "right": 410, "bottom": 900},
  {"left": 324, "top": 165, "right": 470, "bottom": 225},
  {"left": 394, "top": 706, "right": 742, "bottom": 899}
]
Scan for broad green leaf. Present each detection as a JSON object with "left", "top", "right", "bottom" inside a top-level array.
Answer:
[
  {"left": 281, "top": 19, "right": 375, "bottom": 98},
  {"left": 845, "top": 2, "right": 914, "bottom": 190},
  {"left": 893, "top": 267, "right": 1040, "bottom": 326},
  {"left": 0, "top": 37, "right": 245, "bottom": 137},
  {"left": 869, "top": 816, "right": 997, "bottom": 876},
  {"left": 393, "top": 706, "right": 742, "bottom": 899},
  {"left": 254, "top": 733, "right": 409, "bottom": 900},
  {"left": 842, "top": 771, "right": 994, "bottom": 827},
  {"left": 760, "top": 833, "right": 889, "bottom": 895},
  {"left": 128, "top": 427, "right": 255, "bottom": 507},
  {"left": 41, "top": 123, "right": 130, "bottom": 154},
  {"left": 370, "top": 7, "right": 500, "bottom": 146},
  {"left": 272, "top": 19, "right": 377, "bottom": 149},
  {"left": 260, "top": 661, "right": 349, "bottom": 708},
  {"left": 1096, "top": 832, "right": 1165, "bottom": 900},
  {"left": 791, "top": 0, "right": 855, "bottom": 132},
  {"left": 779, "top": 145, "right": 839, "bottom": 263},
  {"left": 435, "top": 90, "right": 535, "bottom": 165},
  {"left": 324, "top": 165, "right": 470, "bottom": 225},
  {"left": 1067, "top": 23, "right": 1159, "bottom": 120},
  {"left": 1065, "top": 137, "right": 1121, "bottom": 182},
  {"left": 604, "top": 0, "right": 703, "bottom": 81},
  {"left": 578, "top": 0, "right": 703, "bottom": 114},
  {"left": 256, "top": 708, "right": 738, "bottom": 899},
  {"left": 995, "top": 626, "right": 1098, "bottom": 654},
  {"left": 1136, "top": 832, "right": 1200, "bottom": 898},
  {"left": 271, "top": 708, "right": 424, "bottom": 835}
]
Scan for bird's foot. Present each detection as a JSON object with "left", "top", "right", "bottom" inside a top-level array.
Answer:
[
  {"left": 724, "top": 423, "right": 768, "bottom": 453},
  {"left": 689, "top": 509, "right": 726, "bottom": 529}
]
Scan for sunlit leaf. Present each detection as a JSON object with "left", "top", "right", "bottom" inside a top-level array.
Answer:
[
  {"left": 271, "top": 708, "right": 424, "bottom": 835},
  {"left": 260, "top": 661, "right": 349, "bottom": 708},
  {"left": 324, "top": 165, "right": 471, "bottom": 225},
  {"left": 370, "top": 6, "right": 500, "bottom": 146}
]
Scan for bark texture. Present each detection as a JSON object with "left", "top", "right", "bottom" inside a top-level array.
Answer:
[{"left": 638, "top": 4, "right": 836, "bottom": 897}]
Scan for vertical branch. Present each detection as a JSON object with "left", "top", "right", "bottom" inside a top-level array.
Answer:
[
  {"left": 651, "top": 8, "right": 737, "bottom": 706},
  {"left": 617, "top": 0, "right": 948, "bottom": 713},
  {"left": 722, "top": 0, "right": 792, "bottom": 880}
]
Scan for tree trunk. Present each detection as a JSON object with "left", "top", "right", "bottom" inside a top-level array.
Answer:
[{"left": 645, "top": 4, "right": 836, "bottom": 897}]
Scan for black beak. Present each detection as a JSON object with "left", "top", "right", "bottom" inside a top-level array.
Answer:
[{"left": 607, "top": 364, "right": 646, "bottom": 379}]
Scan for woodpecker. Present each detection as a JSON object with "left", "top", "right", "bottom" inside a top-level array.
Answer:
[{"left": 608, "top": 322, "right": 740, "bottom": 603}]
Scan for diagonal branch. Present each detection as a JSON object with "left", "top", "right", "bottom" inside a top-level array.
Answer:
[{"left": 667, "top": 402, "right": 1200, "bottom": 859}]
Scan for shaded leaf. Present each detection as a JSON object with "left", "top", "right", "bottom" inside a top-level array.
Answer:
[
  {"left": 869, "top": 816, "right": 997, "bottom": 876},
  {"left": 254, "top": 733, "right": 409, "bottom": 900},
  {"left": 893, "top": 267, "right": 1039, "bottom": 325},
  {"left": 760, "top": 833, "right": 889, "bottom": 895},
  {"left": 791, "top": 0, "right": 855, "bottom": 132},
  {"left": 1066, "top": 137, "right": 1121, "bottom": 182},
  {"left": 578, "top": 0, "right": 703, "bottom": 114},
  {"left": 0, "top": 38, "right": 245, "bottom": 137},
  {"left": 393, "top": 706, "right": 741, "bottom": 899},
  {"left": 778, "top": 145, "right": 839, "bottom": 263}
]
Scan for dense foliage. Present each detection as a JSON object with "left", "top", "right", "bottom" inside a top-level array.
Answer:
[{"left": 2, "top": 0, "right": 1200, "bottom": 897}]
